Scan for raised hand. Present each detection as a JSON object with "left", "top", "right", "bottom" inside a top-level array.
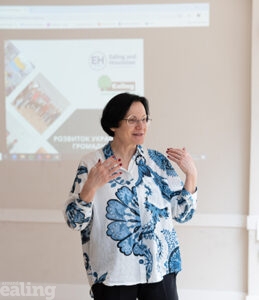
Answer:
[
  {"left": 166, "top": 147, "right": 197, "bottom": 193},
  {"left": 79, "top": 156, "right": 122, "bottom": 203}
]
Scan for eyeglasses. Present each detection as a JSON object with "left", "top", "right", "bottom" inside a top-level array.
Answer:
[{"left": 122, "top": 115, "right": 152, "bottom": 126}]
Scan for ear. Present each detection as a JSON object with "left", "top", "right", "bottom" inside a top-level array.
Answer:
[{"left": 110, "top": 127, "right": 116, "bottom": 132}]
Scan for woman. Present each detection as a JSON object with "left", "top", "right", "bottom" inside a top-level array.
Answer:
[{"left": 64, "top": 92, "right": 197, "bottom": 300}]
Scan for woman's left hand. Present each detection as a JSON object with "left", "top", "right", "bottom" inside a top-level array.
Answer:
[
  {"left": 166, "top": 147, "right": 197, "bottom": 193},
  {"left": 166, "top": 147, "right": 197, "bottom": 177}
]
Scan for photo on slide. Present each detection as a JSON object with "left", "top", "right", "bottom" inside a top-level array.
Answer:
[
  {"left": 5, "top": 41, "right": 35, "bottom": 97},
  {"left": 11, "top": 73, "right": 70, "bottom": 134}
]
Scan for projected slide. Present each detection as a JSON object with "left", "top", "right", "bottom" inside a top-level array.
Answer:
[{"left": 4, "top": 39, "right": 144, "bottom": 160}]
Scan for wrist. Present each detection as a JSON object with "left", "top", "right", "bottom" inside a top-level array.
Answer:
[{"left": 79, "top": 184, "right": 96, "bottom": 203}]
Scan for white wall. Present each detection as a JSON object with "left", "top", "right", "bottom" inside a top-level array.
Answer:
[{"left": 0, "top": 0, "right": 257, "bottom": 299}]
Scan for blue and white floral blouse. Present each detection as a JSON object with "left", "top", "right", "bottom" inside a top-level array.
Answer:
[{"left": 64, "top": 142, "right": 197, "bottom": 289}]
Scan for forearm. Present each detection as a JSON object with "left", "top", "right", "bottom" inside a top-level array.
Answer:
[
  {"left": 79, "top": 180, "right": 97, "bottom": 203},
  {"left": 184, "top": 171, "right": 197, "bottom": 194}
]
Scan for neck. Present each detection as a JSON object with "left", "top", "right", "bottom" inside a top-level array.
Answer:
[{"left": 110, "top": 141, "right": 137, "bottom": 168}]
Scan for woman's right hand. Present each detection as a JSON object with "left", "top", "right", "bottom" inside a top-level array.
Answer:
[{"left": 79, "top": 156, "right": 122, "bottom": 203}]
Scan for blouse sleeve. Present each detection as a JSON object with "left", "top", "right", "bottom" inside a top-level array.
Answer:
[
  {"left": 171, "top": 185, "right": 197, "bottom": 223},
  {"left": 63, "top": 160, "right": 94, "bottom": 231}
]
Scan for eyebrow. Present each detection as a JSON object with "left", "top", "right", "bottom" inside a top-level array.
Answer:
[{"left": 125, "top": 114, "right": 147, "bottom": 119}]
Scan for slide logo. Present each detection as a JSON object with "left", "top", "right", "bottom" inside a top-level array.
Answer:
[
  {"left": 89, "top": 52, "right": 107, "bottom": 70},
  {"left": 98, "top": 75, "right": 135, "bottom": 91}
]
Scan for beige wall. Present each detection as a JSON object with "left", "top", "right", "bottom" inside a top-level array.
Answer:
[{"left": 0, "top": 0, "right": 256, "bottom": 299}]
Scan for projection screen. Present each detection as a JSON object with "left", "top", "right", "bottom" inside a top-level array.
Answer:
[{"left": 0, "top": 3, "right": 209, "bottom": 161}]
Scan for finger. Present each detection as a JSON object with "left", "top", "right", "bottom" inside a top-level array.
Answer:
[
  {"left": 95, "top": 158, "right": 102, "bottom": 167},
  {"left": 107, "top": 156, "right": 123, "bottom": 169},
  {"left": 90, "top": 159, "right": 101, "bottom": 173},
  {"left": 166, "top": 148, "right": 182, "bottom": 155},
  {"left": 103, "top": 156, "right": 120, "bottom": 169},
  {"left": 109, "top": 162, "right": 123, "bottom": 174},
  {"left": 166, "top": 149, "right": 182, "bottom": 160},
  {"left": 168, "top": 147, "right": 187, "bottom": 158},
  {"left": 110, "top": 170, "right": 123, "bottom": 180}
]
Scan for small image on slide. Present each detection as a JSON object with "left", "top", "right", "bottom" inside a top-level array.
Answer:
[
  {"left": 11, "top": 73, "right": 70, "bottom": 134},
  {"left": 5, "top": 41, "right": 35, "bottom": 97},
  {"left": 6, "top": 129, "right": 18, "bottom": 153}
]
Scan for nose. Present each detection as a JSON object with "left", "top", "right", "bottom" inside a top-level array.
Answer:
[{"left": 135, "top": 120, "right": 145, "bottom": 128}]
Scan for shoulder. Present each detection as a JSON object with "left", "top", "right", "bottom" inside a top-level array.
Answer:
[
  {"left": 79, "top": 148, "right": 104, "bottom": 167},
  {"left": 146, "top": 148, "right": 168, "bottom": 166},
  {"left": 144, "top": 147, "right": 177, "bottom": 176},
  {"left": 139, "top": 145, "right": 166, "bottom": 162}
]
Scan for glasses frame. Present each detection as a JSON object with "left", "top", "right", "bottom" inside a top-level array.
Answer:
[{"left": 122, "top": 115, "right": 152, "bottom": 126}]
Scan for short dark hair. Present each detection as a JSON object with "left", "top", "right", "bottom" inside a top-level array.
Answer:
[{"left": 101, "top": 92, "right": 150, "bottom": 137}]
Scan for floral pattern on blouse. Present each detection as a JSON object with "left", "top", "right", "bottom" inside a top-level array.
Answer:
[{"left": 64, "top": 142, "right": 197, "bottom": 291}]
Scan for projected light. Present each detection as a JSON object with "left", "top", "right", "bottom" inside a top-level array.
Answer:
[{"left": 0, "top": 3, "right": 210, "bottom": 161}]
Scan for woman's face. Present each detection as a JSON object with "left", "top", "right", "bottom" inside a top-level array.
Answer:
[{"left": 112, "top": 101, "right": 149, "bottom": 147}]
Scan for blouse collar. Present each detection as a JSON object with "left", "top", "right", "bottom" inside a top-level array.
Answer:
[{"left": 102, "top": 142, "right": 144, "bottom": 160}]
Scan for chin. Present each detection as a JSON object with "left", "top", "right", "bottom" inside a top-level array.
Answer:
[{"left": 135, "top": 138, "right": 145, "bottom": 145}]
